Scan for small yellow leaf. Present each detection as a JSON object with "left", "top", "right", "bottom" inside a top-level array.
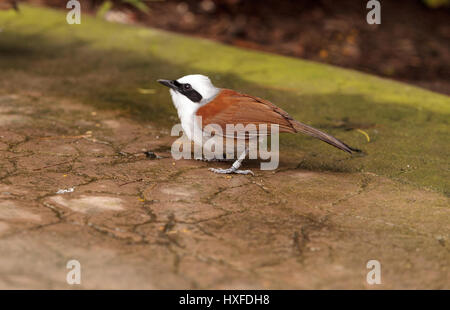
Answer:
[
  {"left": 138, "top": 88, "right": 156, "bottom": 95},
  {"left": 356, "top": 129, "right": 370, "bottom": 142}
]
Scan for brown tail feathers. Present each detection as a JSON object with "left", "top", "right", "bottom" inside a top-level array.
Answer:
[{"left": 292, "top": 121, "right": 361, "bottom": 154}]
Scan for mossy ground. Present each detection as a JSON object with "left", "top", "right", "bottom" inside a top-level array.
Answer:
[
  {"left": 0, "top": 6, "right": 448, "bottom": 289},
  {"left": 1, "top": 6, "right": 448, "bottom": 194}
]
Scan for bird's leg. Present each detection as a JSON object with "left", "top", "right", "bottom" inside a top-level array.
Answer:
[{"left": 209, "top": 147, "right": 254, "bottom": 175}]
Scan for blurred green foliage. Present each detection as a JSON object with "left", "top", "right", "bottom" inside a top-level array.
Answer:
[
  {"left": 96, "top": 0, "right": 113, "bottom": 17},
  {"left": 422, "top": 0, "right": 450, "bottom": 8},
  {"left": 97, "top": 0, "right": 154, "bottom": 16},
  {"left": 122, "top": 0, "right": 150, "bottom": 13}
]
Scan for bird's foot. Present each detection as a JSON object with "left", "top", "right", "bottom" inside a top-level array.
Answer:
[{"left": 209, "top": 167, "right": 254, "bottom": 175}]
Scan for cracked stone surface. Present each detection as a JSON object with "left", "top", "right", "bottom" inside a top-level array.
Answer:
[
  {"left": 0, "top": 92, "right": 448, "bottom": 289},
  {"left": 0, "top": 5, "right": 449, "bottom": 289}
]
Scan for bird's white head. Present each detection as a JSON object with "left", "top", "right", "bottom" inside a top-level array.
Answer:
[
  {"left": 158, "top": 74, "right": 219, "bottom": 114},
  {"left": 157, "top": 74, "right": 220, "bottom": 141},
  {"left": 177, "top": 74, "right": 219, "bottom": 102}
]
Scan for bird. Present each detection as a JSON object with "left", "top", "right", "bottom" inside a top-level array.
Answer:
[{"left": 158, "top": 74, "right": 360, "bottom": 175}]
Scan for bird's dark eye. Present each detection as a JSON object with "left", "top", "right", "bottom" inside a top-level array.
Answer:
[{"left": 178, "top": 82, "right": 202, "bottom": 102}]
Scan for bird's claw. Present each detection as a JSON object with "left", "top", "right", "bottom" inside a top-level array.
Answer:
[{"left": 209, "top": 167, "right": 254, "bottom": 175}]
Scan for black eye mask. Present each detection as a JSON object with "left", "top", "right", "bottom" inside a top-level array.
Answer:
[
  {"left": 173, "top": 81, "right": 203, "bottom": 103},
  {"left": 157, "top": 79, "right": 203, "bottom": 103}
]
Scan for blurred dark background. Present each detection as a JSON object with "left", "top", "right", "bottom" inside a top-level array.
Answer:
[{"left": 7, "top": 0, "right": 450, "bottom": 94}]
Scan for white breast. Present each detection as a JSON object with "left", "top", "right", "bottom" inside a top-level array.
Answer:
[{"left": 170, "top": 90, "right": 204, "bottom": 145}]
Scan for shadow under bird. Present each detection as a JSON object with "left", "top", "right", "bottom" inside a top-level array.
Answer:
[{"left": 158, "top": 74, "right": 360, "bottom": 175}]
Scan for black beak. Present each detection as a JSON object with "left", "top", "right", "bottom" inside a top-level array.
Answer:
[{"left": 157, "top": 79, "right": 179, "bottom": 91}]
